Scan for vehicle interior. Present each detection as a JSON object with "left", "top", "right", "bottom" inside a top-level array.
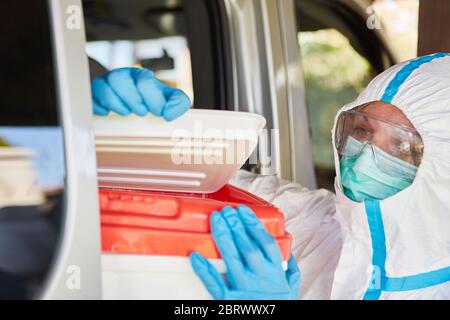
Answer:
[
  {"left": 0, "top": 1, "right": 63, "bottom": 298},
  {"left": 83, "top": 0, "right": 234, "bottom": 110}
]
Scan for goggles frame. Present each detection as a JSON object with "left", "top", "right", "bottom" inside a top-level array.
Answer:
[{"left": 335, "top": 107, "right": 424, "bottom": 166}]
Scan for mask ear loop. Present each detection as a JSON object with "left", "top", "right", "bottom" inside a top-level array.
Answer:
[{"left": 369, "top": 143, "right": 378, "bottom": 165}]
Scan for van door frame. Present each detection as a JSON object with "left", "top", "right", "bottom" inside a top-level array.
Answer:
[
  {"left": 224, "top": 0, "right": 316, "bottom": 189},
  {"left": 41, "top": 0, "right": 102, "bottom": 299}
]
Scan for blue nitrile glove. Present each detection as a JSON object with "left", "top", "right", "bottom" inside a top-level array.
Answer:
[
  {"left": 190, "top": 205, "right": 301, "bottom": 300},
  {"left": 91, "top": 67, "right": 191, "bottom": 120}
]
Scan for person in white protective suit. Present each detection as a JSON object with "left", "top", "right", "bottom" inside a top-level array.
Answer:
[
  {"left": 226, "top": 52, "right": 450, "bottom": 299},
  {"left": 93, "top": 53, "right": 450, "bottom": 300}
]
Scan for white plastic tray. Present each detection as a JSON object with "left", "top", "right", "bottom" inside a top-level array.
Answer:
[{"left": 94, "top": 109, "right": 266, "bottom": 193}]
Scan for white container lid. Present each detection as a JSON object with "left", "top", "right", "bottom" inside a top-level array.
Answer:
[{"left": 94, "top": 109, "right": 266, "bottom": 194}]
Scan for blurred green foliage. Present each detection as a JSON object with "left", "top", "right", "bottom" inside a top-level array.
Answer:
[{"left": 299, "top": 29, "right": 373, "bottom": 171}]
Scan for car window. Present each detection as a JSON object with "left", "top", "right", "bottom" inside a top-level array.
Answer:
[
  {"left": 298, "top": 28, "right": 375, "bottom": 190},
  {"left": 86, "top": 37, "right": 193, "bottom": 103},
  {"left": 83, "top": 0, "right": 234, "bottom": 110},
  {"left": 83, "top": 0, "right": 194, "bottom": 103},
  {"left": 294, "top": 0, "right": 396, "bottom": 190},
  {"left": 0, "top": 0, "right": 65, "bottom": 299}
]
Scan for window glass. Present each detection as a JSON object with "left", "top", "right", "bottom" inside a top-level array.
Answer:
[
  {"left": 0, "top": 0, "right": 65, "bottom": 299},
  {"left": 299, "top": 29, "right": 375, "bottom": 190}
]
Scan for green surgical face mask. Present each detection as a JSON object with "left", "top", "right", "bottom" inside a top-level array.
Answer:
[{"left": 339, "top": 137, "right": 418, "bottom": 202}]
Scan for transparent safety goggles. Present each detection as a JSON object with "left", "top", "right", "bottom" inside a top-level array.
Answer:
[{"left": 335, "top": 109, "right": 424, "bottom": 167}]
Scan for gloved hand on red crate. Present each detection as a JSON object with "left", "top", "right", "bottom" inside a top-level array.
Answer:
[{"left": 190, "top": 205, "right": 301, "bottom": 300}]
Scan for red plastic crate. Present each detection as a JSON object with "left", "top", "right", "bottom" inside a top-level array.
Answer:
[{"left": 100, "top": 184, "right": 292, "bottom": 260}]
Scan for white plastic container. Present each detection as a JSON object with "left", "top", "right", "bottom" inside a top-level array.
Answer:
[
  {"left": 101, "top": 255, "right": 227, "bottom": 300},
  {"left": 102, "top": 254, "right": 288, "bottom": 300},
  {"left": 94, "top": 109, "right": 266, "bottom": 193},
  {"left": 96, "top": 110, "right": 290, "bottom": 300}
]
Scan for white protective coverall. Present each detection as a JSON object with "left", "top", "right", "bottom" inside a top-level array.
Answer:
[{"left": 230, "top": 53, "right": 450, "bottom": 299}]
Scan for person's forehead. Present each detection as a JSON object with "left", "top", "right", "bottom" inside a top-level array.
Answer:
[{"left": 358, "top": 101, "right": 415, "bottom": 129}]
